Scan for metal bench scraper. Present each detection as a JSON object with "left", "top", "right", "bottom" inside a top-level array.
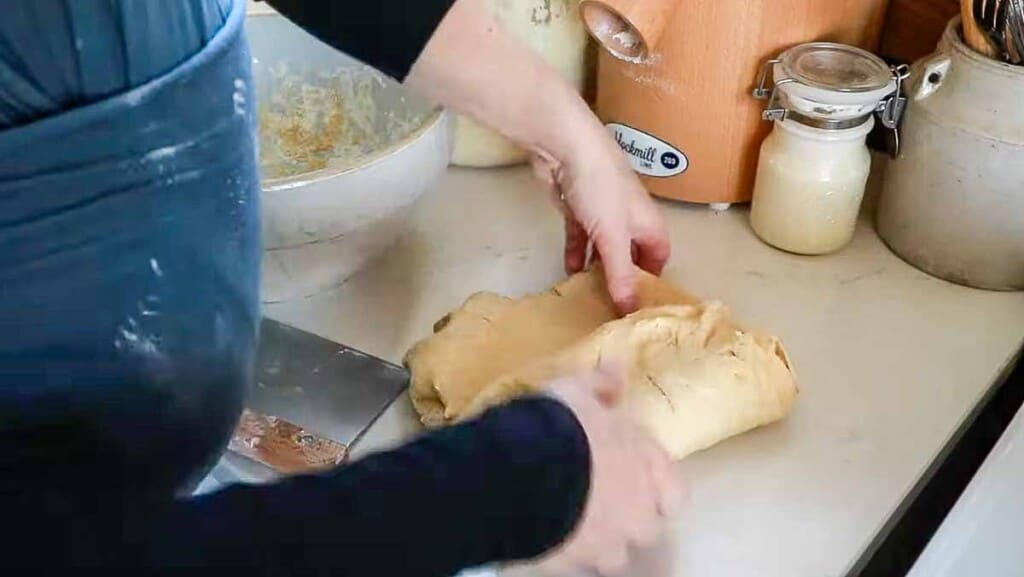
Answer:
[{"left": 225, "top": 318, "right": 408, "bottom": 477}]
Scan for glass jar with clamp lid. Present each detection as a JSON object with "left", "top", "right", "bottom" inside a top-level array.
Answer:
[{"left": 750, "top": 42, "right": 909, "bottom": 255}]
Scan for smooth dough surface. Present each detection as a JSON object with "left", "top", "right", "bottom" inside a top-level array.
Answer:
[{"left": 405, "top": 269, "right": 798, "bottom": 459}]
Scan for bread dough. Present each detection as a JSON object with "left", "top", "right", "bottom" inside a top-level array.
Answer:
[
  {"left": 405, "top": 268, "right": 798, "bottom": 459},
  {"left": 407, "top": 268, "right": 698, "bottom": 426},
  {"left": 463, "top": 303, "right": 798, "bottom": 459}
]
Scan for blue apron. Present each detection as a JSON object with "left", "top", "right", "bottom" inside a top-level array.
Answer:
[{"left": 0, "top": 0, "right": 260, "bottom": 497}]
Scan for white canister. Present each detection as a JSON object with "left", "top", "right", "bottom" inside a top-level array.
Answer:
[
  {"left": 877, "top": 19, "right": 1024, "bottom": 291},
  {"left": 451, "top": 0, "right": 589, "bottom": 167},
  {"left": 750, "top": 43, "right": 906, "bottom": 255}
]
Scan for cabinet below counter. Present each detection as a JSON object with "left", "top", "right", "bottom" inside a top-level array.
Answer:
[{"left": 908, "top": 366, "right": 1024, "bottom": 577}]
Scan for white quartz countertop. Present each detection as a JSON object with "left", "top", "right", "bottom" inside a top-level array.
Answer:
[{"left": 266, "top": 166, "right": 1024, "bottom": 577}]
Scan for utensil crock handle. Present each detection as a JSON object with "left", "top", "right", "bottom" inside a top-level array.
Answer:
[
  {"left": 915, "top": 53, "right": 952, "bottom": 101},
  {"left": 579, "top": 0, "right": 674, "bottom": 62}
]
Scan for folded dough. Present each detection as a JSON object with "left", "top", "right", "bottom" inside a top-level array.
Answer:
[
  {"left": 407, "top": 268, "right": 699, "bottom": 427},
  {"left": 405, "top": 268, "right": 798, "bottom": 459}
]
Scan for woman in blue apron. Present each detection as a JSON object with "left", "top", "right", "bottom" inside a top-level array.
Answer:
[{"left": 1, "top": 1, "right": 679, "bottom": 574}]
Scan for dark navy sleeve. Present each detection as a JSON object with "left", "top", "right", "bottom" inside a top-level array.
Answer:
[
  {"left": 264, "top": 0, "right": 457, "bottom": 80},
  {"left": 6, "top": 397, "right": 591, "bottom": 576}
]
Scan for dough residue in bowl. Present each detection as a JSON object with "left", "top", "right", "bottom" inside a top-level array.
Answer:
[{"left": 257, "top": 63, "right": 427, "bottom": 180}]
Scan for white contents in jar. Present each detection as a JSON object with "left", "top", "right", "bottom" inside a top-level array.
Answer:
[{"left": 750, "top": 117, "right": 874, "bottom": 255}]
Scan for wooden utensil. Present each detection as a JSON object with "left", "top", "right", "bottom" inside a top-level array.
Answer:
[
  {"left": 963, "top": 0, "right": 1002, "bottom": 57},
  {"left": 228, "top": 409, "right": 349, "bottom": 475}
]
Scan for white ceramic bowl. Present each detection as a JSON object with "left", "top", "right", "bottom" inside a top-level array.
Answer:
[{"left": 247, "top": 13, "right": 452, "bottom": 303}]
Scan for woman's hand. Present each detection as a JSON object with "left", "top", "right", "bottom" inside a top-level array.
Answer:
[
  {"left": 406, "top": 0, "right": 670, "bottom": 313},
  {"left": 532, "top": 137, "right": 669, "bottom": 313},
  {"left": 539, "top": 364, "right": 683, "bottom": 576}
]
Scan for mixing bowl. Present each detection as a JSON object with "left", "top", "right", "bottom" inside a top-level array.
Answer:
[{"left": 247, "top": 12, "right": 452, "bottom": 302}]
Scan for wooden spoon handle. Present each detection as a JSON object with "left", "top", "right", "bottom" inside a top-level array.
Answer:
[{"left": 963, "top": 0, "right": 1002, "bottom": 58}]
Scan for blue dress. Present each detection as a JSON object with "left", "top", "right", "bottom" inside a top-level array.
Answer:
[{"left": 0, "top": 0, "right": 260, "bottom": 496}]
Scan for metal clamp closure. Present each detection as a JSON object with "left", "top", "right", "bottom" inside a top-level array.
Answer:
[
  {"left": 753, "top": 55, "right": 912, "bottom": 158},
  {"left": 752, "top": 59, "right": 794, "bottom": 121},
  {"left": 877, "top": 64, "right": 911, "bottom": 158}
]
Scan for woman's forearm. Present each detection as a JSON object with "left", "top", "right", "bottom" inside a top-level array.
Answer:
[{"left": 7, "top": 398, "right": 590, "bottom": 575}]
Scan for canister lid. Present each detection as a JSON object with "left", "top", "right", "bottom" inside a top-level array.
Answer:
[{"left": 780, "top": 43, "right": 892, "bottom": 93}]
